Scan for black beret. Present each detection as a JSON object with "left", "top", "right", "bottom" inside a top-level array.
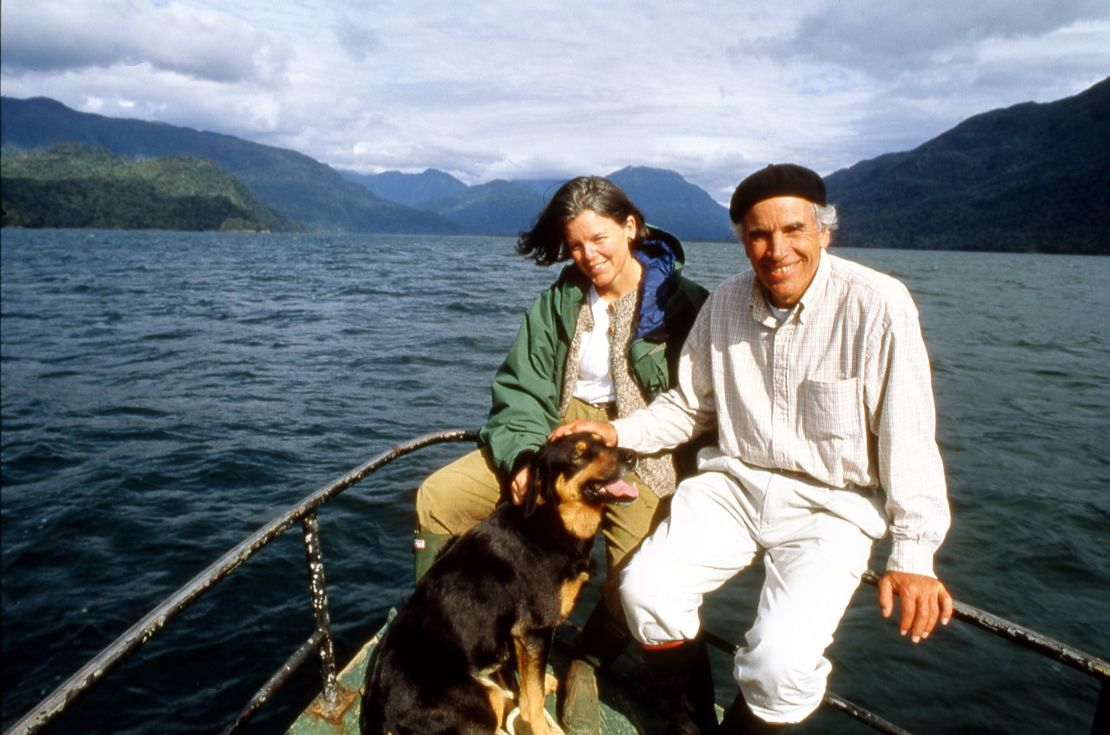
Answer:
[{"left": 728, "top": 163, "right": 827, "bottom": 223}]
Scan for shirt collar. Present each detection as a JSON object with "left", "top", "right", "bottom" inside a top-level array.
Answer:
[
  {"left": 795, "top": 250, "right": 831, "bottom": 323},
  {"left": 747, "top": 277, "right": 778, "bottom": 327}
]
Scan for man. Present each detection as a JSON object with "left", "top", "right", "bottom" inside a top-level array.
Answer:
[{"left": 552, "top": 163, "right": 952, "bottom": 734}]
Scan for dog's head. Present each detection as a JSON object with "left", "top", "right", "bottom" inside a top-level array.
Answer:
[{"left": 521, "top": 433, "right": 638, "bottom": 532}]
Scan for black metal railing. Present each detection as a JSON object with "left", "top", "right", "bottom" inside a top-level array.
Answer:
[
  {"left": 4, "top": 430, "right": 476, "bottom": 735},
  {"left": 859, "top": 570, "right": 1109, "bottom": 734},
  {"left": 5, "top": 430, "right": 1108, "bottom": 735}
]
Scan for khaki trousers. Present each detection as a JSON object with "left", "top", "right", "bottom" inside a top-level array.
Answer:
[{"left": 416, "top": 398, "right": 665, "bottom": 613}]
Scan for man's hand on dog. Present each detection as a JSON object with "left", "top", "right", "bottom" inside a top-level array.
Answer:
[
  {"left": 878, "top": 571, "right": 953, "bottom": 643},
  {"left": 548, "top": 420, "right": 618, "bottom": 446},
  {"left": 518, "top": 421, "right": 618, "bottom": 506}
]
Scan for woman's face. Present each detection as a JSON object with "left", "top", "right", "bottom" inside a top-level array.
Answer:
[{"left": 564, "top": 209, "right": 641, "bottom": 300}]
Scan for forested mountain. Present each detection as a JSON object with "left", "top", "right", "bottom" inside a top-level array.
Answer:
[
  {"left": 419, "top": 179, "right": 545, "bottom": 235},
  {"left": 1, "top": 143, "right": 295, "bottom": 231},
  {"left": 608, "top": 166, "right": 733, "bottom": 241},
  {"left": 0, "top": 96, "right": 458, "bottom": 234},
  {"left": 825, "top": 77, "right": 1110, "bottom": 254}
]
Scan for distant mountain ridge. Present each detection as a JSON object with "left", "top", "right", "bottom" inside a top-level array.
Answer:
[
  {"left": 339, "top": 166, "right": 734, "bottom": 240},
  {"left": 825, "top": 76, "right": 1110, "bottom": 254},
  {"left": 1, "top": 95, "right": 732, "bottom": 241},
  {"left": 339, "top": 167, "right": 468, "bottom": 207}
]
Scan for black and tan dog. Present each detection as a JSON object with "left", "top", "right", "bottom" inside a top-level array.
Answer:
[{"left": 360, "top": 433, "right": 637, "bottom": 735}]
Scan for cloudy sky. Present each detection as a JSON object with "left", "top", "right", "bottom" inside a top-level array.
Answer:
[{"left": 2, "top": 1, "right": 1108, "bottom": 203}]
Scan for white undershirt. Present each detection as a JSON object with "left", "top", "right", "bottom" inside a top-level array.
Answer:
[
  {"left": 573, "top": 287, "right": 617, "bottom": 404},
  {"left": 768, "top": 301, "right": 792, "bottom": 323}
]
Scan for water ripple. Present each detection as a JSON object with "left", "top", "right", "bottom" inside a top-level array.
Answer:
[{"left": 2, "top": 232, "right": 1108, "bottom": 735}]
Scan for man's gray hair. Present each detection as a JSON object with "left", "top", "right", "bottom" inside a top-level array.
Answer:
[
  {"left": 814, "top": 203, "right": 838, "bottom": 232},
  {"left": 733, "top": 202, "right": 839, "bottom": 242}
]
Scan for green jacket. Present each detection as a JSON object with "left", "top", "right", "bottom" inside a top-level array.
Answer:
[{"left": 478, "top": 227, "right": 709, "bottom": 477}]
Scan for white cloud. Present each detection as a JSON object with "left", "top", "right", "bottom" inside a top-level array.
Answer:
[
  {"left": 0, "top": 0, "right": 291, "bottom": 83},
  {"left": 783, "top": 0, "right": 1109, "bottom": 72}
]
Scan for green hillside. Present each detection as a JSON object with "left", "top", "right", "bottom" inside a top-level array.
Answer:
[{"left": 1, "top": 142, "right": 296, "bottom": 231}]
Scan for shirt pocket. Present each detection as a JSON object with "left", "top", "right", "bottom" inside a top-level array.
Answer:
[{"left": 800, "top": 377, "right": 864, "bottom": 441}]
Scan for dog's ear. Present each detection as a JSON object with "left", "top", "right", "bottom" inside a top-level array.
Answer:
[
  {"left": 506, "top": 449, "right": 542, "bottom": 516},
  {"left": 571, "top": 437, "right": 591, "bottom": 462},
  {"left": 522, "top": 445, "right": 555, "bottom": 518}
]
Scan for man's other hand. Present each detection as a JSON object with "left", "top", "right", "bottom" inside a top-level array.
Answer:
[{"left": 878, "top": 571, "right": 953, "bottom": 643}]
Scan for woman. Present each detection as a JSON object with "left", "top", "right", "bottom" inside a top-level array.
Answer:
[{"left": 414, "top": 175, "right": 708, "bottom": 733}]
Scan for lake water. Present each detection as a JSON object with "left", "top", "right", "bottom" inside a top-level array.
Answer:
[{"left": 1, "top": 229, "right": 1107, "bottom": 734}]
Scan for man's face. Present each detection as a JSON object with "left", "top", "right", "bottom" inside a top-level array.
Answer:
[{"left": 742, "top": 196, "right": 830, "bottom": 309}]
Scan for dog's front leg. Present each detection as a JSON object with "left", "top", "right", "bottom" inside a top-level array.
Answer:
[
  {"left": 511, "top": 629, "right": 553, "bottom": 735},
  {"left": 559, "top": 570, "right": 591, "bottom": 619}
]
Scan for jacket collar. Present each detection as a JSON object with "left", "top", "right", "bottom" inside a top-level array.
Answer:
[{"left": 553, "top": 225, "right": 686, "bottom": 342}]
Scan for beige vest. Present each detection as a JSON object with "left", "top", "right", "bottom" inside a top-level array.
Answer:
[{"left": 558, "top": 290, "right": 677, "bottom": 498}]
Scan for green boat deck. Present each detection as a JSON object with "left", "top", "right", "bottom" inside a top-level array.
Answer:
[{"left": 287, "top": 610, "right": 682, "bottom": 735}]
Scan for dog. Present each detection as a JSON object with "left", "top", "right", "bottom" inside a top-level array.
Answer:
[{"left": 360, "top": 432, "right": 638, "bottom": 735}]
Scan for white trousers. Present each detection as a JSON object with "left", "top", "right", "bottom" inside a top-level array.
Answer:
[{"left": 620, "top": 450, "right": 879, "bottom": 723}]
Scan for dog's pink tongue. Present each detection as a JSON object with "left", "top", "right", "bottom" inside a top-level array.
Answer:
[{"left": 603, "top": 478, "right": 638, "bottom": 500}]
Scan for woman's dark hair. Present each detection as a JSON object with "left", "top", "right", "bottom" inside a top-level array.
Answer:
[{"left": 516, "top": 176, "right": 648, "bottom": 266}]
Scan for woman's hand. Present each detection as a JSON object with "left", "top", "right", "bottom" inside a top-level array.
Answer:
[
  {"left": 510, "top": 467, "right": 531, "bottom": 505},
  {"left": 548, "top": 420, "right": 618, "bottom": 446}
]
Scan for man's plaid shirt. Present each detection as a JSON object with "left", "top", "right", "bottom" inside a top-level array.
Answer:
[{"left": 614, "top": 251, "right": 950, "bottom": 576}]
